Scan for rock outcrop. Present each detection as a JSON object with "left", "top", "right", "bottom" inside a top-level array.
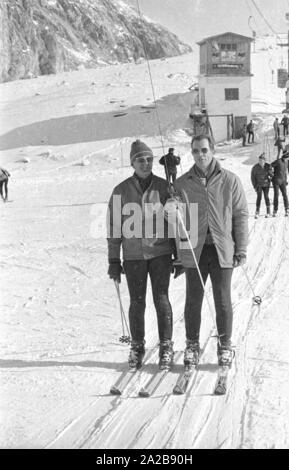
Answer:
[{"left": 0, "top": 0, "right": 192, "bottom": 82}]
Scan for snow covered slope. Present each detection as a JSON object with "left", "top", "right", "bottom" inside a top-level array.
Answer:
[{"left": 0, "top": 36, "right": 288, "bottom": 449}]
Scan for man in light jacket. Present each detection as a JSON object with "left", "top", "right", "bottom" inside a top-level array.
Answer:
[
  {"left": 171, "top": 134, "right": 249, "bottom": 369},
  {"left": 107, "top": 140, "right": 175, "bottom": 371}
]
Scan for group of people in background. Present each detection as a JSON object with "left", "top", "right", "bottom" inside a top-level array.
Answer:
[
  {"left": 250, "top": 114, "right": 289, "bottom": 219},
  {"left": 251, "top": 148, "right": 289, "bottom": 219}
]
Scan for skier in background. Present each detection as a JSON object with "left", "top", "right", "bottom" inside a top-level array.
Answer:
[
  {"left": 271, "top": 149, "right": 289, "bottom": 217},
  {"left": 241, "top": 124, "right": 247, "bottom": 147},
  {"left": 247, "top": 120, "right": 255, "bottom": 144},
  {"left": 251, "top": 153, "right": 272, "bottom": 218},
  {"left": 281, "top": 114, "right": 289, "bottom": 137},
  {"left": 273, "top": 117, "right": 280, "bottom": 140},
  {"left": 274, "top": 136, "right": 285, "bottom": 159},
  {"left": 159, "top": 148, "right": 181, "bottom": 183},
  {"left": 0, "top": 167, "right": 10, "bottom": 202},
  {"left": 107, "top": 140, "right": 175, "bottom": 371}
]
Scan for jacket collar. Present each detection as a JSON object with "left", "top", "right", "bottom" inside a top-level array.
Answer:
[{"left": 187, "top": 158, "right": 222, "bottom": 180}]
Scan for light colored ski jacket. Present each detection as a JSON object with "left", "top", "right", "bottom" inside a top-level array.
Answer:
[{"left": 174, "top": 159, "right": 249, "bottom": 268}]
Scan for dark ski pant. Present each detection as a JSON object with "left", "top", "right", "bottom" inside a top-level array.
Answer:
[
  {"left": 0, "top": 179, "right": 8, "bottom": 201},
  {"left": 123, "top": 255, "right": 173, "bottom": 343},
  {"left": 256, "top": 186, "right": 270, "bottom": 212},
  {"left": 248, "top": 131, "right": 254, "bottom": 143},
  {"left": 273, "top": 183, "right": 288, "bottom": 211},
  {"left": 184, "top": 245, "right": 233, "bottom": 346},
  {"left": 165, "top": 169, "right": 177, "bottom": 184}
]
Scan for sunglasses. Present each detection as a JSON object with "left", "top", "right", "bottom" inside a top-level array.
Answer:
[
  {"left": 134, "top": 156, "right": 154, "bottom": 164},
  {"left": 192, "top": 148, "right": 210, "bottom": 155}
]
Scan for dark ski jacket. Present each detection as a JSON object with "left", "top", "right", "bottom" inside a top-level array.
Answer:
[
  {"left": 251, "top": 163, "right": 272, "bottom": 189},
  {"left": 247, "top": 122, "right": 254, "bottom": 133},
  {"left": 271, "top": 157, "right": 289, "bottom": 185},
  {"left": 107, "top": 173, "right": 174, "bottom": 261},
  {"left": 159, "top": 153, "right": 180, "bottom": 173},
  {"left": 281, "top": 116, "right": 289, "bottom": 127},
  {"left": 0, "top": 168, "right": 10, "bottom": 182}
]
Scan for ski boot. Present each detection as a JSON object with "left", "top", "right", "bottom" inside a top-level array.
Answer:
[
  {"left": 128, "top": 340, "right": 145, "bottom": 370},
  {"left": 265, "top": 206, "right": 271, "bottom": 218},
  {"left": 254, "top": 210, "right": 259, "bottom": 219},
  {"left": 184, "top": 340, "right": 200, "bottom": 368},
  {"left": 273, "top": 210, "right": 278, "bottom": 218},
  {"left": 159, "top": 340, "right": 174, "bottom": 370},
  {"left": 217, "top": 344, "right": 235, "bottom": 368},
  {"left": 285, "top": 209, "right": 289, "bottom": 217}
]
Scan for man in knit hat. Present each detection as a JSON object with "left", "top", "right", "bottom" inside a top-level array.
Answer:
[{"left": 107, "top": 139, "right": 177, "bottom": 371}]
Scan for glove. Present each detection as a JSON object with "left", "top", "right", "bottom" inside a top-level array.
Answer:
[
  {"left": 233, "top": 254, "right": 246, "bottom": 268},
  {"left": 171, "top": 259, "right": 185, "bottom": 278},
  {"left": 164, "top": 197, "right": 183, "bottom": 220},
  {"left": 108, "top": 259, "right": 124, "bottom": 283}
]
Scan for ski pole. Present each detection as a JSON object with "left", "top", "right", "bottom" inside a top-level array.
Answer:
[
  {"left": 240, "top": 266, "right": 262, "bottom": 305},
  {"left": 114, "top": 280, "right": 131, "bottom": 344},
  {"left": 177, "top": 210, "right": 220, "bottom": 345}
]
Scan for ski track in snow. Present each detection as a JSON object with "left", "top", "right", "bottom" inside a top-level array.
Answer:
[{"left": 1, "top": 42, "right": 289, "bottom": 448}]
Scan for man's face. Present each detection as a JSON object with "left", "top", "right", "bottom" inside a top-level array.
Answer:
[
  {"left": 132, "top": 156, "right": 153, "bottom": 179},
  {"left": 191, "top": 138, "right": 213, "bottom": 171},
  {"left": 259, "top": 158, "right": 265, "bottom": 167}
]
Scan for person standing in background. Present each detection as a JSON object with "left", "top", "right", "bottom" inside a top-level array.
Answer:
[
  {"left": 159, "top": 148, "right": 181, "bottom": 184},
  {"left": 271, "top": 149, "right": 289, "bottom": 217},
  {"left": 247, "top": 120, "right": 255, "bottom": 144},
  {"left": 273, "top": 117, "right": 280, "bottom": 140},
  {"left": 0, "top": 167, "right": 10, "bottom": 202},
  {"left": 251, "top": 154, "right": 272, "bottom": 218},
  {"left": 281, "top": 114, "right": 289, "bottom": 137},
  {"left": 241, "top": 124, "right": 247, "bottom": 147}
]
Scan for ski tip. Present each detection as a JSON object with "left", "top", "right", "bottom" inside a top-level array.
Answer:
[
  {"left": 110, "top": 387, "right": 122, "bottom": 396},
  {"left": 214, "top": 386, "right": 227, "bottom": 396},
  {"left": 138, "top": 388, "right": 150, "bottom": 398},
  {"left": 173, "top": 385, "right": 185, "bottom": 395}
]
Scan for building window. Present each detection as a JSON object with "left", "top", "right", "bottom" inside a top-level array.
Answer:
[
  {"left": 225, "top": 88, "right": 239, "bottom": 100},
  {"left": 219, "top": 43, "right": 237, "bottom": 61}
]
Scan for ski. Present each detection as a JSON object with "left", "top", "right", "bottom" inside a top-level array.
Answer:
[
  {"left": 173, "top": 366, "right": 196, "bottom": 395},
  {"left": 138, "top": 368, "right": 169, "bottom": 397},
  {"left": 110, "top": 368, "right": 139, "bottom": 395},
  {"left": 138, "top": 351, "right": 182, "bottom": 397},
  {"left": 214, "top": 366, "right": 230, "bottom": 395}
]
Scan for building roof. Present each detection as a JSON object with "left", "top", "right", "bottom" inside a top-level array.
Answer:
[{"left": 197, "top": 32, "right": 254, "bottom": 45}]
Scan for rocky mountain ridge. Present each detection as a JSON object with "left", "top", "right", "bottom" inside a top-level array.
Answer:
[{"left": 0, "top": 0, "right": 192, "bottom": 82}]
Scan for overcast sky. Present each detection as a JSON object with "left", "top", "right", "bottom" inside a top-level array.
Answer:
[{"left": 125, "top": 0, "right": 288, "bottom": 45}]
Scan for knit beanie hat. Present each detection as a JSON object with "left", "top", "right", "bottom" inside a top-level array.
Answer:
[{"left": 130, "top": 140, "right": 153, "bottom": 163}]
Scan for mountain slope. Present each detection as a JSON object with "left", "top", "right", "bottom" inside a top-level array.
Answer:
[{"left": 0, "top": 0, "right": 192, "bottom": 82}]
